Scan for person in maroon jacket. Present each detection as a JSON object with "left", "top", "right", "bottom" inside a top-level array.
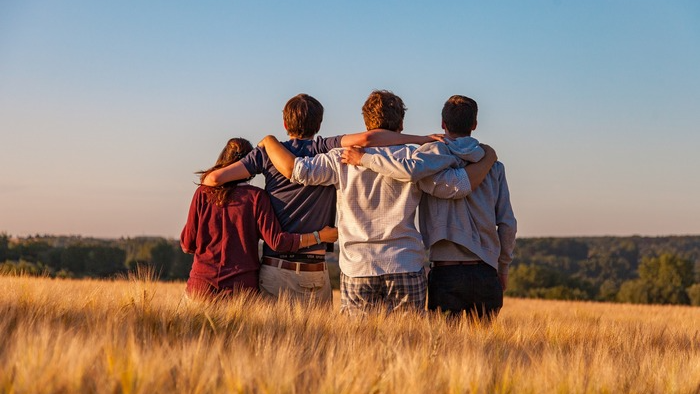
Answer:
[{"left": 181, "top": 137, "right": 337, "bottom": 300}]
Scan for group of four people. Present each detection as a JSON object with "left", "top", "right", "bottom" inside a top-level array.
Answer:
[{"left": 181, "top": 90, "right": 516, "bottom": 320}]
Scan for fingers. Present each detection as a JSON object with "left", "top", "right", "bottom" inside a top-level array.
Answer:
[
  {"left": 430, "top": 133, "right": 447, "bottom": 143},
  {"left": 480, "top": 144, "right": 498, "bottom": 161},
  {"left": 340, "top": 146, "right": 364, "bottom": 165}
]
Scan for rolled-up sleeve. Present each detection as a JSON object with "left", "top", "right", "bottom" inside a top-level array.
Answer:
[
  {"left": 418, "top": 167, "right": 472, "bottom": 199},
  {"left": 291, "top": 153, "right": 339, "bottom": 187},
  {"left": 360, "top": 143, "right": 464, "bottom": 183}
]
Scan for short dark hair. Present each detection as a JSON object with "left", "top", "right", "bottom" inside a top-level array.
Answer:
[
  {"left": 441, "top": 95, "right": 478, "bottom": 136},
  {"left": 283, "top": 94, "right": 324, "bottom": 139},
  {"left": 361, "top": 90, "right": 406, "bottom": 131}
]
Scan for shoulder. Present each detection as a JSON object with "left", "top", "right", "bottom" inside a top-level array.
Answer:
[
  {"left": 310, "top": 135, "right": 343, "bottom": 153},
  {"left": 235, "top": 184, "right": 272, "bottom": 206},
  {"left": 370, "top": 145, "right": 416, "bottom": 158},
  {"left": 415, "top": 140, "right": 449, "bottom": 154},
  {"left": 315, "top": 134, "right": 342, "bottom": 145},
  {"left": 237, "top": 184, "right": 265, "bottom": 195},
  {"left": 194, "top": 185, "right": 209, "bottom": 197},
  {"left": 300, "top": 148, "right": 341, "bottom": 161},
  {"left": 240, "top": 147, "right": 265, "bottom": 170},
  {"left": 490, "top": 161, "right": 507, "bottom": 178}
]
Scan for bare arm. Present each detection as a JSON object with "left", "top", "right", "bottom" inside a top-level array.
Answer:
[
  {"left": 344, "top": 143, "right": 496, "bottom": 194},
  {"left": 202, "top": 161, "right": 252, "bottom": 186},
  {"left": 416, "top": 146, "right": 497, "bottom": 198},
  {"left": 341, "top": 142, "right": 469, "bottom": 183},
  {"left": 465, "top": 144, "right": 497, "bottom": 191},
  {"left": 340, "top": 129, "right": 444, "bottom": 147},
  {"left": 297, "top": 226, "right": 338, "bottom": 248},
  {"left": 257, "top": 135, "right": 297, "bottom": 179}
]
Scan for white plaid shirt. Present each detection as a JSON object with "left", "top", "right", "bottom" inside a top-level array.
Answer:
[{"left": 291, "top": 145, "right": 470, "bottom": 277}]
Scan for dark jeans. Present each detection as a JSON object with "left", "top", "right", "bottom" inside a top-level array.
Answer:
[{"left": 428, "top": 262, "right": 503, "bottom": 321}]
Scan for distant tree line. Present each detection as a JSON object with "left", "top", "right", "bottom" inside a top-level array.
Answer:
[
  {"left": 2, "top": 233, "right": 699, "bottom": 306},
  {"left": 508, "top": 236, "right": 700, "bottom": 306},
  {"left": 0, "top": 233, "right": 193, "bottom": 280}
]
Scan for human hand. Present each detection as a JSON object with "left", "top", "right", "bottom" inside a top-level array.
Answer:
[
  {"left": 340, "top": 146, "right": 365, "bottom": 166},
  {"left": 480, "top": 144, "right": 498, "bottom": 163},
  {"left": 318, "top": 226, "right": 338, "bottom": 243},
  {"left": 257, "top": 135, "right": 278, "bottom": 149},
  {"left": 426, "top": 133, "right": 447, "bottom": 144},
  {"left": 499, "top": 273, "right": 508, "bottom": 292}
]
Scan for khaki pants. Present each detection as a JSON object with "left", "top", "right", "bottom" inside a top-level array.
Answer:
[{"left": 259, "top": 263, "right": 332, "bottom": 305}]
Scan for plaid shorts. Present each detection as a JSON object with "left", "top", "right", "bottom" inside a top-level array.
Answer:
[{"left": 340, "top": 267, "right": 427, "bottom": 315}]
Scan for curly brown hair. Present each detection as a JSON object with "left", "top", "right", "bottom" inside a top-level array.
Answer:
[
  {"left": 441, "top": 95, "right": 478, "bottom": 136},
  {"left": 361, "top": 90, "right": 406, "bottom": 131},
  {"left": 197, "top": 138, "right": 254, "bottom": 206},
  {"left": 283, "top": 94, "right": 324, "bottom": 139}
]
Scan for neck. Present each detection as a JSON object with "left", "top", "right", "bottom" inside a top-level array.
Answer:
[{"left": 446, "top": 130, "right": 470, "bottom": 138}]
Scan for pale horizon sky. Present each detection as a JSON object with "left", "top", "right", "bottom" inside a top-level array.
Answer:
[{"left": 1, "top": 1, "right": 699, "bottom": 240}]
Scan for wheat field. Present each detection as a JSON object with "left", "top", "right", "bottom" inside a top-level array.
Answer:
[{"left": 1, "top": 272, "right": 699, "bottom": 394}]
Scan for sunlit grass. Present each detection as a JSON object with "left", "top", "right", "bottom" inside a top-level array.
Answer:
[{"left": 1, "top": 273, "right": 699, "bottom": 393}]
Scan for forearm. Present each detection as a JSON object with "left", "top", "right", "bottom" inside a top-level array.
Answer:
[
  {"left": 202, "top": 161, "right": 251, "bottom": 186},
  {"left": 465, "top": 160, "right": 494, "bottom": 191},
  {"left": 359, "top": 149, "right": 461, "bottom": 183},
  {"left": 341, "top": 129, "right": 439, "bottom": 148},
  {"left": 364, "top": 129, "right": 435, "bottom": 146},
  {"left": 297, "top": 226, "right": 338, "bottom": 249},
  {"left": 259, "top": 135, "right": 295, "bottom": 179},
  {"left": 290, "top": 154, "right": 339, "bottom": 187}
]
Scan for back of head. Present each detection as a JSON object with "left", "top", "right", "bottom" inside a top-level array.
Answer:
[
  {"left": 361, "top": 90, "right": 406, "bottom": 131},
  {"left": 214, "top": 137, "right": 254, "bottom": 168},
  {"left": 199, "top": 137, "right": 254, "bottom": 205},
  {"left": 283, "top": 94, "right": 324, "bottom": 139},
  {"left": 441, "top": 95, "right": 478, "bottom": 137}
]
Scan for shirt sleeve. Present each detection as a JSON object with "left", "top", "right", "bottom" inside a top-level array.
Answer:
[
  {"left": 254, "top": 190, "right": 301, "bottom": 253},
  {"left": 239, "top": 147, "right": 265, "bottom": 176},
  {"left": 494, "top": 163, "right": 517, "bottom": 275},
  {"left": 359, "top": 142, "right": 463, "bottom": 183},
  {"left": 291, "top": 152, "right": 339, "bottom": 187},
  {"left": 417, "top": 167, "right": 473, "bottom": 199},
  {"left": 180, "top": 187, "right": 202, "bottom": 254},
  {"left": 314, "top": 135, "right": 344, "bottom": 152}
]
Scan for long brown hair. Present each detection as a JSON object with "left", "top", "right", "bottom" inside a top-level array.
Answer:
[{"left": 197, "top": 138, "right": 254, "bottom": 206}]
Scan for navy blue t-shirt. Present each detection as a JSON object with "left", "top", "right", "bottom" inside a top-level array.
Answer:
[{"left": 239, "top": 135, "right": 343, "bottom": 256}]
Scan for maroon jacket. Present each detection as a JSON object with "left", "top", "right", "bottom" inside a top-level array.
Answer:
[{"left": 181, "top": 184, "right": 300, "bottom": 292}]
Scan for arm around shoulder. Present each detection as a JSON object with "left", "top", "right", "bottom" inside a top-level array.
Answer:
[
  {"left": 258, "top": 135, "right": 297, "bottom": 179},
  {"left": 202, "top": 161, "right": 252, "bottom": 186},
  {"left": 340, "top": 129, "right": 443, "bottom": 148}
]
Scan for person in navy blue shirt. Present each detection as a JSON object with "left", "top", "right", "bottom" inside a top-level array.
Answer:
[{"left": 203, "top": 94, "right": 441, "bottom": 305}]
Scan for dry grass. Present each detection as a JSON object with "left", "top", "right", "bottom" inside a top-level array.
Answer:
[{"left": 1, "top": 273, "right": 700, "bottom": 394}]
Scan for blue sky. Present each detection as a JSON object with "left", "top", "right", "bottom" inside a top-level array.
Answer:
[{"left": 1, "top": 1, "right": 699, "bottom": 239}]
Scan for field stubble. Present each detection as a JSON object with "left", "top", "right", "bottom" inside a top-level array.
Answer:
[{"left": 1, "top": 273, "right": 699, "bottom": 394}]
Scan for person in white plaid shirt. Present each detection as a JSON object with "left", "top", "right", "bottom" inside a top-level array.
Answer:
[{"left": 258, "top": 90, "right": 496, "bottom": 315}]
